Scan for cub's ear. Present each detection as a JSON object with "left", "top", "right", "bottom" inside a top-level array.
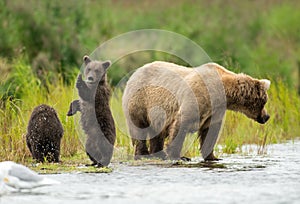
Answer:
[
  {"left": 102, "top": 60, "right": 111, "bottom": 70},
  {"left": 83, "top": 55, "right": 91, "bottom": 65},
  {"left": 260, "top": 79, "right": 271, "bottom": 91}
]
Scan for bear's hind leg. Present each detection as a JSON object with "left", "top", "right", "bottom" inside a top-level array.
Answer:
[
  {"left": 149, "top": 132, "right": 167, "bottom": 159},
  {"left": 133, "top": 139, "right": 149, "bottom": 160},
  {"left": 44, "top": 141, "right": 61, "bottom": 163},
  {"left": 97, "top": 133, "right": 115, "bottom": 167},
  {"left": 86, "top": 152, "right": 98, "bottom": 166},
  {"left": 85, "top": 137, "right": 102, "bottom": 166},
  {"left": 52, "top": 144, "right": 61, "bottom": 163},
  {"left": 128, "top": 124, "right": 149, "bottom": 159},
  {"left": 33, "top": 143, "right": 46, "bottom": 163}
]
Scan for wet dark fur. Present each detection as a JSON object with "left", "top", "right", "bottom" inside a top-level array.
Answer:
[{"left": 26, "top": 104, "right": 63, "bottom": 162}]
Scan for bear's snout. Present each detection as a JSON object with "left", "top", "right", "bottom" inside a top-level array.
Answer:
[
  {"left": 257, "top": 114, "right": 270, "bottom": 124},
  {"left": 87, "top": 76, "right": 94, "bottom": 82}
]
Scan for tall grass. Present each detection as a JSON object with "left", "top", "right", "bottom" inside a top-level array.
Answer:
[{"left": 0, "top": 59, "right": 81, "bottom": 162}]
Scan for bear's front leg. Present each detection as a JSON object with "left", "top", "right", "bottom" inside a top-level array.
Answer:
[
  {"left": 76, "top": 74, "right": 92, "bottom": 101},
  {"left": 165, "top": 119, "right": 188, "bottom": 160},
  {"left": 149, "top": 133, "right": 167, "bottom": 159},
  {"left": 199, "top": 120, "right": 223, "bottom": 161},
  {"left": 67, "top": 100, "right": 81, "bottom": 116}
]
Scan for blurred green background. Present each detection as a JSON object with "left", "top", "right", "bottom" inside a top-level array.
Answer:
[
  {"left": 0, "top": 0, "right": 300, "bottom": 161},
  {"left": 1, "top": 0, "right": 300, "bottom": 89}
]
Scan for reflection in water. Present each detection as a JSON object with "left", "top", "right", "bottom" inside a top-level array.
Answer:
[{"left": 1, "top": 140, "right": 300, "bottom": 204}]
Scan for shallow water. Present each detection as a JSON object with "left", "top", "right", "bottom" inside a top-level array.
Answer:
[{"left": 1, "top": 140, "right": 300, "bottom": 204}]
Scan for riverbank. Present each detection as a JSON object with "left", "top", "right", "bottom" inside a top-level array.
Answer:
[{"left": 1, "top": 140, "right": 300, "bottom": 204}]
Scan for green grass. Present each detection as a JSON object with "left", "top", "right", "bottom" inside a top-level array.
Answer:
[{"left": 0, "top": 59, "right": 81, "bottom": 163}]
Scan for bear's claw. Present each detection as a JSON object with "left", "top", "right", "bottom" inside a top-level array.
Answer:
[
  {"left": 94, "top": 163, "right": 104, "bottom": 168},
  {"left": 204, "top": 153, "right": 222, "bottom": 161},
  {"left": 180, "top": 156, "right": 191, "bottom": 162}
]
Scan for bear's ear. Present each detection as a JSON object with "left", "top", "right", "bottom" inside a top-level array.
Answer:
[
  {"left": 260, "top": 79, "right": 271, "bottom": 91},
  {"left": 83, "top": 55, "right": 91, "bottom": 65},
  {"left": 102, "top": 60, "right": 111, "bottom": 70}
]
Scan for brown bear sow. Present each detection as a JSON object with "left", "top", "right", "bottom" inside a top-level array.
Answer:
[
  {"left": 122, "top": 61, "right": 271, "bottom": 161},
  {"left": 26, "top": 104, "right": 63, "bottom": 162},
  {"left": 67, "top": 56, "right": 116, "bottom": 167}
]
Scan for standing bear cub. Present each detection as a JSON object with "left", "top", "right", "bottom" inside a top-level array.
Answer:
[
  {"left": 26, "top": 104, "right": 64, "bottom": 163},
  {"left": 67, "top": 55, "right": 116, "bottom": 167},
  {"left": 123, "top": 61, "right": 270, "bottom": 161}
]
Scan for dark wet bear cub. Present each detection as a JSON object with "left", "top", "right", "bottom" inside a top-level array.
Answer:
[
  {"left": 26, "top": 104, "right": 64, "bottom": 163},
  {"left": 67, "top": 55, "right": 116, "bottom": 167}
]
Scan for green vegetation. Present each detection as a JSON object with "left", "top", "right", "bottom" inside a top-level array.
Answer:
[
  {"left": 1, "top": 0, "right": 300, "bottom": 86},
  {"left": 0, "top": 0, "right": 300, "bottom": 168}
]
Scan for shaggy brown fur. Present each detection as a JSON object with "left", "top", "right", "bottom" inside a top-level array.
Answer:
[
  {"left": 67, "top": 56, "right": 116, "bottom": 167},
  {"left": 26, "top": 104, "right": 63, "bottom": 162},
  {"left": 122, "top": 61, "right": 270, "bottom": 161}
]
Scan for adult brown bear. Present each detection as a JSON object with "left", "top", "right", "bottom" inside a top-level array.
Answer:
[{"left": 122, "top": 61, "right": 270, "bottom": 161}]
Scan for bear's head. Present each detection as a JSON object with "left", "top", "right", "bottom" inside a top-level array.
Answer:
[
  {"left": 83, "top": 55, "right": 111, "bottom": 85},
  {"left": 227, "top": 74, "right": 271, "bottom": 124}
]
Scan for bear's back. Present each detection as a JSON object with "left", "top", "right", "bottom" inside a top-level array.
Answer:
[
  {"left": 126, "top": 61, "right": 233, "bottom": 86},
  {"left": 27, "top": 104, "right": 63, "bottom": 139},
  {"left": 124, "top": 61, "right": 194, "bottom": 97},
  {"left": 123, "top": 61, "right": 231, "bottom": 116},
  {"left": 130, "top": 61, "right": 191, "bottom": 82}
]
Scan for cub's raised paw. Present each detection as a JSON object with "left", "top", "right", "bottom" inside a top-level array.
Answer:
[
  {"left": 76, "top": 74, "right": 85, "bottom": 89},
  {"left": 67, "top": 100, "right": 81, "bottom": 116}
]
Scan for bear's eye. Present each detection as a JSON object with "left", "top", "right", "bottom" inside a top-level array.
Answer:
[
  {"left": 87, "top": 68, "right": 91, "bottom": 72},
  {"left": 95, "top": 69, "right": 100, "bottom": 73}
]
